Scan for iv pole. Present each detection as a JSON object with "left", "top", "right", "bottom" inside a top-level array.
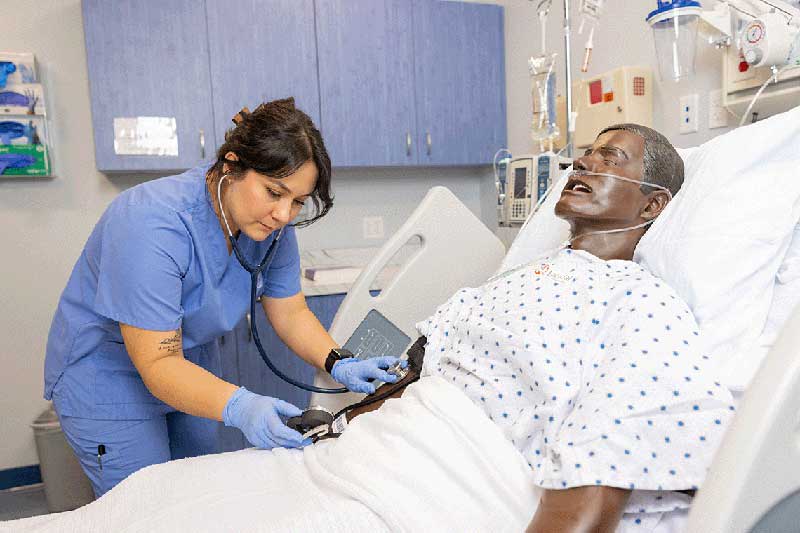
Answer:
[{"left": 563, "top": 0, "right": 575, "bottom": 158}]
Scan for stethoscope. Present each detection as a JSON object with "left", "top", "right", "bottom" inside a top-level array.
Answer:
[{"left": 217, "top": 175, "right": 347, "bottom": 394}]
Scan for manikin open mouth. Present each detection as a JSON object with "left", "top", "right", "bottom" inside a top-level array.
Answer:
[{"left": 565, "top": 178, "right": 592, "bottom": 193}]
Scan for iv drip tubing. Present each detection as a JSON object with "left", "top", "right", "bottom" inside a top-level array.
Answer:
[{"left": 564, "top": 0, "right": 574, "bottom": 158}]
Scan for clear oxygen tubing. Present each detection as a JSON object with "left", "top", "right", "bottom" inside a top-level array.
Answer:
[
  {"left": 493, "top": 170, "right": 673, "bottom": 282},
  {"left": 565, "top": 170, "right": 673, "bottom": 245},
  {"left": 217, "top": 175, "right": 348, "bottom": 394}
]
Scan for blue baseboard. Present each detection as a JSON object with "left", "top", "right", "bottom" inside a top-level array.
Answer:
[{"left": 0, "top": 465, "right": 42, "bottom": 490}]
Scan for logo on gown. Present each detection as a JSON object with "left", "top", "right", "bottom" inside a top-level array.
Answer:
[{"left": 533, "top": 262, "right": 574, "bottom": 282}]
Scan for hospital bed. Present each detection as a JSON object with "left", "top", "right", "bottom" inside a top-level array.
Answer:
[
  {"left": 310, "top": 186, "right": 506, "bottom": 413},
  {"left": 311, "top": 105, "right": 800, "bottom": 532},
  {"left": 6, "top": 108, "right": 798, "bottom": 532}
]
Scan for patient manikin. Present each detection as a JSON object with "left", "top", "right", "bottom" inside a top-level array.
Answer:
[
  {"left": 1, "top": 126, "right": 735, "bottom": 533},
  {"left": 416, "top": 141, "right": 730, "bottom": 530},
  {"left": 498, "top": 168, "right": 673, "bottom": 279}
]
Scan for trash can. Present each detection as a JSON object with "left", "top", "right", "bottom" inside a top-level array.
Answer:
[{"left": 31, "top": 405, "right": 95, "bottom": 512}]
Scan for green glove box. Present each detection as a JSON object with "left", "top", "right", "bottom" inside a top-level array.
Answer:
[{"left": 0, "top": 144, "right": 51, "bottom": 176}]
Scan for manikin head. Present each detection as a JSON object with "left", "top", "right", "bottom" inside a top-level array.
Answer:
[{"left": 554, "top": 124, "right": 684, "bottom": 260}]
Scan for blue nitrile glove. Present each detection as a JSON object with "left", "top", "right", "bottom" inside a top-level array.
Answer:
[
  {"left": 222, "top": 387, "right": 311, "bottom": 449},
  {"left": 330, "top": 356, "right": 408, "bottom": 394}
]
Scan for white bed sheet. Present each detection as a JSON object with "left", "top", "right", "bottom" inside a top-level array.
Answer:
[
  {"left": 1, "top": 377, "right": 696, "bottom": 532},
  {"left": 1, "top": 377, "right": 537, "bottom": 533}
]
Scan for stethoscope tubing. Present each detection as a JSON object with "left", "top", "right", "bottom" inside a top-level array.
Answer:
[
  {"left": 245, "top": 259, "right": 348, "bottom": 394},
  {"left": 219, "top": 174, "right": 347, "bottom": 394}
]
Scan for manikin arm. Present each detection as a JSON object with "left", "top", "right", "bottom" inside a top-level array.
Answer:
[{"left": 526, "top": 486, "right": 631, "bottom": 533}]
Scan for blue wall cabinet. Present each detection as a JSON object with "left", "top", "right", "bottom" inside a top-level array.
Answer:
[
  {"left": 315, "top": 0, "right": 505, "bottom": 167},
  {"left": 205, "top": 0, "right": 321, "bottom": 148},
  {"left": 315, "top": 0, "right": 418, "bottom": 167},
  {"left": 82, "top": 0, "right": 216, "bottom": 172},
  {"left": 413, "top": 0, "right": 506, "bottom": 165},
  {"left": 83, "top": 0, "right": 506, "bottom": 171}
]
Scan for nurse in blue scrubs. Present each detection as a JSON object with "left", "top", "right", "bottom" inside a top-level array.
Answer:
[{"left": 44, "top": 98, "right": 404, "bottom": 496}]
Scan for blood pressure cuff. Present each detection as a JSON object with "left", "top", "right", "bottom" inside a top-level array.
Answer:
[{"left": 406, "top": 335, "right": 427, "bottom": 373}]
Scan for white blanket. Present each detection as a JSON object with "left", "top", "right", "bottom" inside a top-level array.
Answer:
[
  {"left": 2, "top": 377, "right": 693, "bottom": 532},
  {"left": 2, "top": 377, "right": 538, "bottom": 532}
]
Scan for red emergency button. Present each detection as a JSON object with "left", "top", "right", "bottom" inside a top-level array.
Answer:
[{"left": 738, "top": 61, "right": 749, "bottom": 73}]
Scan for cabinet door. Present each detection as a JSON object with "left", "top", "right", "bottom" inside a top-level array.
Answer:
[
  {"left": 315, "top": 0, "right": 417, "bottom": 167},
  {"left": 205, "top": 0, "right": 321, "bottom": 149},
  {"left": 413, "top": 0, "right": 506, "bottom": 165},
  {"left": 82, "top": 0, "right": 216, "bottom": 172}
]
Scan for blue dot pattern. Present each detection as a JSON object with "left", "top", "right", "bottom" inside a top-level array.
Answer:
[{"left": 416, "top": 249, "right": 735, "bottom": 521}]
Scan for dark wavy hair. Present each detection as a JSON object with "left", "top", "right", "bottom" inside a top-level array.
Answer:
[{"left": 208, "top": 97, "right": 333, "bottom": 227}]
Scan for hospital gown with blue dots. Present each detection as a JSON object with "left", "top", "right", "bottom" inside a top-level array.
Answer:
[{"left": 417, "top": 248, "right": 736, "bottom": 529}]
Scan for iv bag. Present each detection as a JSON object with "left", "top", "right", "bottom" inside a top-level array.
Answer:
[{"left": 529, "top": 54, "right": 559, "bottom": 143}]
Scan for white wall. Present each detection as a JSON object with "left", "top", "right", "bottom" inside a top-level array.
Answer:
[
  {"left": 1, "top": 0, "right": 736, "bottom": 471},
  {"left": 1, "top": 0, "right": 118, "bottom": 472}
]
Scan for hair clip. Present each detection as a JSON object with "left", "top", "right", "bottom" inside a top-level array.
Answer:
[{"left": 232, "top": 107, "right": 251, "bottom": 125}]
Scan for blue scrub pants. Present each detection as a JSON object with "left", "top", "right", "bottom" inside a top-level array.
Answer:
[{"left": 59, "top": 412, "right": 220, "bottom": 497}]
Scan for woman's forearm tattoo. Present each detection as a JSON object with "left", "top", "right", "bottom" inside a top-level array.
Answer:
[{"left": 158, "top": 329, "right": 182, "bottom": 355}]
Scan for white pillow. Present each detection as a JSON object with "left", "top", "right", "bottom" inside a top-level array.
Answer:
[
  {"left": 501, "top": 105, "right": 800, "bottom": 392},
  {"left": 634, "top": 105, "right": 800, "bottom": 392}
]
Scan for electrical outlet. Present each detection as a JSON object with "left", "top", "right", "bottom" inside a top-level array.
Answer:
[
  {"left": 679, "top": 93, "right": 700, "bottom": 134},
  {"left": 362, "top": 216, "right": 384, "bottom": 240},
  {"left": 708, "top": 89, "right": 728, "bottom": 129}
]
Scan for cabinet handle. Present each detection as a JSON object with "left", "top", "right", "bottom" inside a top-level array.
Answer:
[
  {"left": 246, "top": 312, "right": 252, "bottom": 342},
  {"left": 406, "top": 132, "right": 412, "bottom": 156},
  {"left": 426, "top": 131, "right": 432, "bottom": 156},
  {"left": 199, "top": 129, "right": 206, "bottom": 159}
]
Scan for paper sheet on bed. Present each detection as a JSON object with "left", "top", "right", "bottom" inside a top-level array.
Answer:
[{"left": 2, "top": 377, "right": 538, "bottom": 533}]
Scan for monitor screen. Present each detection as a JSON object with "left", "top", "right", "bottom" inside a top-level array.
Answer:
[{"left": 514, "top": 166, "right": 527, "bottom": 199}]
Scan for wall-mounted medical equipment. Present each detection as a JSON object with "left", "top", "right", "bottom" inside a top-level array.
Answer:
[
  {"left": 555, "top": 66, "right": 654, "bottom": 151},
  {"left": 649, "top": 0, "right": 800, "bottom": 78},
  {"left": 647, "top": 1, "right": 704, "bottom": 81},
  {"left": 724, "top": 43, "right": 800, "bottom": 124},
  {"left": 692, "top": 1, "right": 800, "bottom": 124},
  {"left": 741, "top": 11, "right": 800, "bottom": 67},
  {"left": 0, "top": 52, "right": 51, "bottom": 178},
  {"left": 500, "top": 153, "right": 571, "bottom": 226}
]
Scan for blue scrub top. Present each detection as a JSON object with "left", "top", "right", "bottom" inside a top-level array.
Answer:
[{"left": 45, "top": 164, "right": 302, "bottom": 419}]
